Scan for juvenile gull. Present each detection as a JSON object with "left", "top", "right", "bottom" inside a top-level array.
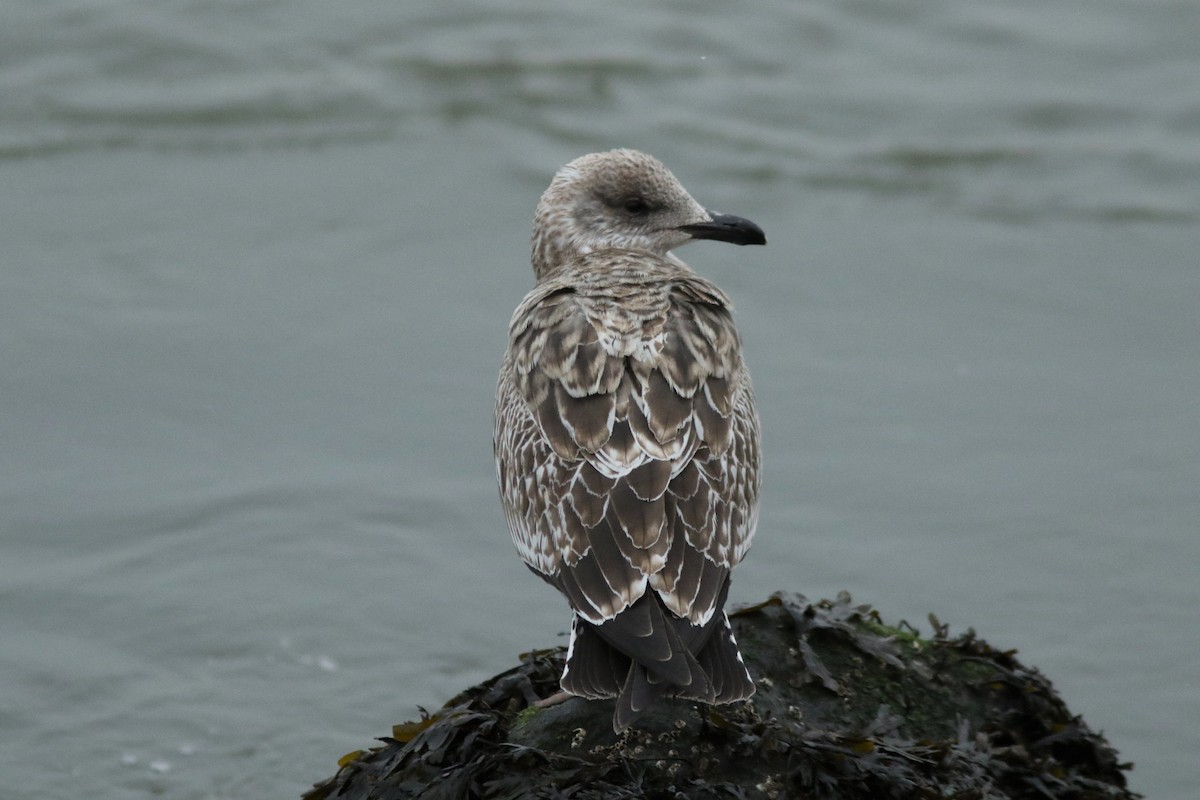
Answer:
[{"left": 494, "top": 149, "right": 766, "bottom": 732}]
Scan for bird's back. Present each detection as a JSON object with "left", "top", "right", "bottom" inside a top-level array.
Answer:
[{"left": 495, "top": 248, "right": 760, "bottom": 729}]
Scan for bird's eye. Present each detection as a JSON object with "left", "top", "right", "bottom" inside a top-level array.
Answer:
[{"left": 623, "top": 198, "right": 648, "bottom": 214}]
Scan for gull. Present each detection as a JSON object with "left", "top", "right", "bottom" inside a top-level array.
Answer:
[{"left": 494, "top": 149, "right": 765, "bottom": 732}]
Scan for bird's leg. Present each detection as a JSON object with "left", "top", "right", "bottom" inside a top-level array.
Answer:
[{"left": 534, "top": 690, "right": 573, "bottom": 709}]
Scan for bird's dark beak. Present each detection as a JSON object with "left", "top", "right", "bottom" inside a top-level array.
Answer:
[{"left": 678, "top": 212, "right": 766, "bottom": 246}]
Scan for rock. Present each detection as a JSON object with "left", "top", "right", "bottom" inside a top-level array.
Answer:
[{"left": 303, "top": 592, "right": 1137, "bottom": 799}]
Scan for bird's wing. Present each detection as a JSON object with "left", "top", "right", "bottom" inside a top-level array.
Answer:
[
  {"left": 642, "top": 276, "right": 761, "bottom": 624},
  {"left": 495, "top": 268, "right": 760, "bottom": 628}
]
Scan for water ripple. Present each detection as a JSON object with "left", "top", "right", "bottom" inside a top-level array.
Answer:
[{"left": 2, "top": 0, "right": 1197, "bottom": 221}]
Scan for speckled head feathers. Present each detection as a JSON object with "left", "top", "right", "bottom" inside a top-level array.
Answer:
[{"left": 530, "top": 149, "right": 764, "bottom": 280}]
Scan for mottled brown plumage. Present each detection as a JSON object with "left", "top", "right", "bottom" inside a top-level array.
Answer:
[{"left": 495, "top": 149, "right": 765, "bottom": 731}]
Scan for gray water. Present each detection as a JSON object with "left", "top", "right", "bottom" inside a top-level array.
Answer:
[{"left": 2, "top": 1, "right": 1198, "bottom": 797}]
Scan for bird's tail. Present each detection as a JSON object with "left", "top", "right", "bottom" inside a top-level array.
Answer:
[{"left": 560, "top": 592, "right": 755, "bottom": 732}]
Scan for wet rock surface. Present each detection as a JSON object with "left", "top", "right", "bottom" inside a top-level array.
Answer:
[{"left": 304, "top": 593, "right": 1137, "bottom": 799}]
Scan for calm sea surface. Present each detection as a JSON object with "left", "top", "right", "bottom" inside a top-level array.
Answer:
[{"left": 2, "top": 1, "right": 1198, "bottom": 797}]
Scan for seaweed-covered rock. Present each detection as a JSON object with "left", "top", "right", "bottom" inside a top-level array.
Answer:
[{"left": 304, "top": 593, "right": 1137, "bottom": 799}]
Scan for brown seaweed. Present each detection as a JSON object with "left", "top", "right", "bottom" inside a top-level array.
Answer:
[{"left": 304, "top": 593, "right": 1136, "bottom": 800}]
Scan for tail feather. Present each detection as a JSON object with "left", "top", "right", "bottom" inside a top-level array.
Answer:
[
  {"left": 614, "top": 663, "right": 654, "bottom": 731},
  {"left": 592, "top": 591, "right": 696, "bottom": 687},
  {"left": 695, "top": 612, "right": 756, "bottom": 703},
  {"left": 560, "top": 617, "right": 628, "bottom": 699},
  {"left": 558, "top": 577, "right": 754, "bottom": 732}
]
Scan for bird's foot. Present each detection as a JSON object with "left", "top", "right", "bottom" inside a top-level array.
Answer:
[{"left": 534, "top": 690, "right": 573, "bottom": 709}]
